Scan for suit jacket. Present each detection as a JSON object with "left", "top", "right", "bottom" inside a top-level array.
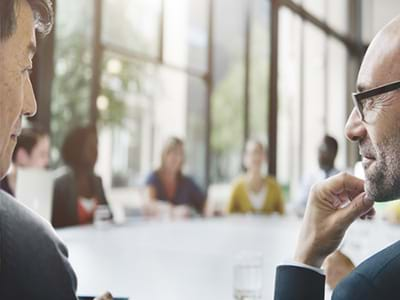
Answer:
[
  {"left": 274, "top": 241, "right": 400, "bottom": 299},
  {"left": 52, "top": 169, "right": 108, "bottom": 228},
  {"left": 0, "top": 190, "right": 77, "bottom": 299}
]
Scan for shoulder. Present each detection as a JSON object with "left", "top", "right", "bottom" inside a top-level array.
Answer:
[
  {"left": 230, "top": 177, "right": 247, "bottom": 195},
  {"left": 265, "top": 176, "right": 281, "bottom": 189},
  {"left": 180, "top": 175, "right": 202, "bottom": 191},
  {"left": 0, "top": 191, "right": 65, "bottom": 252},
  {"left": 333, "top": 241, "right": 400, "bottom": 299},
  {"left": 232, "top": 176, "right": 246, "bottom": 187},
  {"left": 145, "top": 171, "right": 160, "bottom": 185},
  {"left": 0, "top": 191, "right": 77, "bottom": 296},
  {"left": 54, "top": 169, "right": 74, "bottom": 186}
]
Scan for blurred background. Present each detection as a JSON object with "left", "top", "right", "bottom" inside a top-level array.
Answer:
[
  {"left": 29, "top": 0, "right": 400, "bottom": 203},
  {"left": 15, "top": 0, "right": 400, "bottom": 298}
]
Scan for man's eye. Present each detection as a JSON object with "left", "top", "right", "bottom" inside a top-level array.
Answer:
[{"left": 361, "top": 98, "right": 374, "bottom": 112}]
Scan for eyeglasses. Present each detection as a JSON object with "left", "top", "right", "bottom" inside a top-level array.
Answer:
[{"left": 352, "top": 80, "right": 400, "bottom": 122}]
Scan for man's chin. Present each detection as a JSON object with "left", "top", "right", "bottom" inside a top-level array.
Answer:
[
  {"left": 365, "top": 180, "right": 400, "bottom": 202},
  {"left": 0, "top": 160, "right": 10, "bottom": 181}
]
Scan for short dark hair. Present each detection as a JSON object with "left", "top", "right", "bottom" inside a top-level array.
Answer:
[
  {"left": 323, "top": 135, "right": 338, "bottom": 157},
  {"left": 12, "top": 127, "right": 49, "bottom": 162},
  {"left": 0, "top": 0, "right": 53, "bottom": 42},
  {"left": 61, "top": 126, "right": 98, "bottom": 168}
]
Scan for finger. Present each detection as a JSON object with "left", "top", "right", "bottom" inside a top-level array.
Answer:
[
  {"left": 360, "top": 206, "right": 376, "bottom": 220},
  {"left": 337, "top": 193, "right": 374, "bottom": 226},
  {"left": 324, "top": 172, "right": 365, "bottom": 200}
]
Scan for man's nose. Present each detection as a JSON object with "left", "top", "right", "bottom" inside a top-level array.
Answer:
[
  {"left": 23, "top": 77, "right": 37, "bottom": 117},
  {"left": 345, "top": 108, "right": 367, "bottom": 142}
]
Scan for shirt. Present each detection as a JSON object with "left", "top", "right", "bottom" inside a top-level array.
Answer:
[{"left": 146, "top": 171, "right": 206, "bottom": 214}]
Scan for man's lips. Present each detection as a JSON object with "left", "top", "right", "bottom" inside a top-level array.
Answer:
[{"left": 361, "top": 154, "right": 376, "bottom": 170}]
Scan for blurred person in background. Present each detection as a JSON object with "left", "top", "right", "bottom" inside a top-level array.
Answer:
[
  {"left": 295, "top": 135, "right": 340, "bottom": 217},
  {"left": 383, "top": 200, "right": 400, "bottom": 224},
  {"left": 0, "top": 127, "right": 49, "bottom": 196},
  {"left": 52, "top": 125, "right": 110, "bottom": 228},
  {"left": 145, "top": 137, "right": 206, "bottom": 218},
  {"left": 227, "top": 140, "right": 285, "bottom": 215}
]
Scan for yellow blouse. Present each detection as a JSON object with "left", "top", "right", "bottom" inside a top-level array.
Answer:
[{"left": 227, "top": 176, "right": 285, "bottom": 215}]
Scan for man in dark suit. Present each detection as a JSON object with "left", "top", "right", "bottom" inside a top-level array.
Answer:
[
  {"left": 274, "top": 15, "right": 400, "bottom": 300},
  {"left": 0, "top": 0, "right": 112, "bottom": 299}
]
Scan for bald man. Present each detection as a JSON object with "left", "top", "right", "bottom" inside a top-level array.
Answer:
[{"left": 274, "top": 15, "right": 400, "bottom": 300}]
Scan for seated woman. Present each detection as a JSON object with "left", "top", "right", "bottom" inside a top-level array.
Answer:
[
  {"left": 145, "top": 137, "right": 206, "bottom": 218},
  {"left": 0, "top": 127, "right": 50, "bottom": 196},
  {"left": 227, "top": 140, "right": 284, "bottom": 215},
  {"left": 52, "top": 126, "right": 109, "bottom": 228}
]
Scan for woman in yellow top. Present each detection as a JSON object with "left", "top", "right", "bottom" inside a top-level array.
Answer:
[{"left": 227, "top": 140, "right": 285, "bottom": 215}]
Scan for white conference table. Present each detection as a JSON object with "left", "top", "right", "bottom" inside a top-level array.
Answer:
[{"left": 57, "top": 215, "right": 400, "bottom": 300}]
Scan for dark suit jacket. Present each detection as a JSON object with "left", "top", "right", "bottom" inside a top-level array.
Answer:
[
  {"left": 0, "top": 190, "right": 77, "bottom": 299},
  {"left": 52, "top": 169, "right": 109, "bottom": 228},
  {"left": 274, "top": 241, "right": 400, "bottom": 299}
]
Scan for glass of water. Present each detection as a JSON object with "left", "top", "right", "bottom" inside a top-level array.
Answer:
[
  {"left": 233, "top": 251, "right": 264, "bottom": 300},
  {"left": 94, "top": 205, "right": 112, "bottom": 229}
]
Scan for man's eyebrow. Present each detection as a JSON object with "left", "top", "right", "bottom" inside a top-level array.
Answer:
[{"left": 356, "top": 84, "right": 367, "bottom": 93}]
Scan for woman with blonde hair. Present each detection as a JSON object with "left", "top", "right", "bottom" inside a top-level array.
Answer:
[
  {"left": 145, "top": 137, "right": 206, "bottom": 218},
  {"left": 227, "top": 140, "right": 284, "bottom": 215}
]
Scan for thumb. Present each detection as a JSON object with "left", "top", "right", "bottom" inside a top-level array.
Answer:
[{"left": 337, "top": 193, "right": 374, "bottom": 226}]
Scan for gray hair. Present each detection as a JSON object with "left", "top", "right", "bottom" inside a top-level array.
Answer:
[{"left": 0, "top": 0, "right": 53, "bottom": 41}]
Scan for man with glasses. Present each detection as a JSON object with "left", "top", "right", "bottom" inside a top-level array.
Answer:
[{"left": 274, "top": 16, "right": 400, "bottom": 300}]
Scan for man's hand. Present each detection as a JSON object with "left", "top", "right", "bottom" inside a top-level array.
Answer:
[
  {"left": 94, "top": 292, "right": 113, "bottom": 300},
  {"left": 294, "top": 172, "right": 375, "bottom": 268},
  {"left": 323, "top": 250, "right": 355, "bottom": 289}
]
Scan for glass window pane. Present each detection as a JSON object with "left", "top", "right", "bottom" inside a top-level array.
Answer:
[
  {"left": 51, "top": 0, "right": 93, "bottom": 164},
  {"left": 303, "top": 0, "right": 325, "bottom": 20},
  {"left": 102, "top": 0, "right": 161, "bottom": 58},
  {"left": 97, "top": 52, "right": 207, "bottom": 188},
  {"left": 164, "top": 0, "right": 209, "bottom": 73},
  {"left": 326, "top": 0, "right": 348, "bottom": 35},
  {"left": 302, "top": 22, "right": 326, "bottom": 175},
  {"left": 210, "top": 0, "right": 247, "bottom": 183},
  {"left": 185, "top": 77, "right": 208, "bottom": 188},
  {"left": 327, "top": 37, "right": 347, "bottom": 170},
  {"left": 249, "top": 0, "right": 270, "bottom": 142},
  {"left": 97, "top": 52, "right": 157, "bottom": 187},
  {"left": 277, "top": 7, "right": 302, "bottom": 194}
]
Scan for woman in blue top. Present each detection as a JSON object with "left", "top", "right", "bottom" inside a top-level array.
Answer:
[{"left": 145, "top": 137, "right": 206, "bottom": 218}]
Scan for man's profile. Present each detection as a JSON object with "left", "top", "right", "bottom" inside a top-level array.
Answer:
[
  {"left": 275, "top": 14, "right": 400, "bottom": 300},
  {"left": 0, "top": 1, "right": 115, "bottom": 299}
]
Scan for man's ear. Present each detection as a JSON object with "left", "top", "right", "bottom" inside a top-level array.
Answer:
[{"left": 15, "top": 148, "right": 30, "bottom": 166}]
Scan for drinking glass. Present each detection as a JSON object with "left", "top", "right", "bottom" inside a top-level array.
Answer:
[{"left": 233, "top": 251, "right": 264, "bottom": 300}]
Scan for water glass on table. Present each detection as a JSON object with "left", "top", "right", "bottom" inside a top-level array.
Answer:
[
  {"left": 94, "top": 205, "right": 112, "bottom": 228},
  {"left": 233, "top": 251, "right": 264, "bottom": 300}
]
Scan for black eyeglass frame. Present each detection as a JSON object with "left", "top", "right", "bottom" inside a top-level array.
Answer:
[{"left": 352, "top": 80, "right": 400, "bottom": 121}]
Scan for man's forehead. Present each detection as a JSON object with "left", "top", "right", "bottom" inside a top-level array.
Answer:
[
  {"left": 2, "top": 1, "right": 37, "bottom": 57},
  {"left": 357, "top": 18, "right": 400, "bottom": 91}
]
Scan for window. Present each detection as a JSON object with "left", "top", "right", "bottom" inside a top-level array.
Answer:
[
  {"left": 277, "top": 2, "right": 352, "bottom": 200},
  {"left": 164, "top": 0, "right": 209, "bottom": 73},
  {"left": 249, "top": 0, "right": 270, "bottom": 142},
  {"left": 302, "top": 22, "right": 326, "bottom": 174},
  {"left": 51, "top": 0, "right": 94, "bottom": 163},
  {"left": 102, "top": 0, "right": 162, "bottom": 58},
  {"left": 326, "top": 37, "right": 347, "bottom": 170},
  {"left": 277, "top": 7, "right": 302, "bottom": 193}
]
